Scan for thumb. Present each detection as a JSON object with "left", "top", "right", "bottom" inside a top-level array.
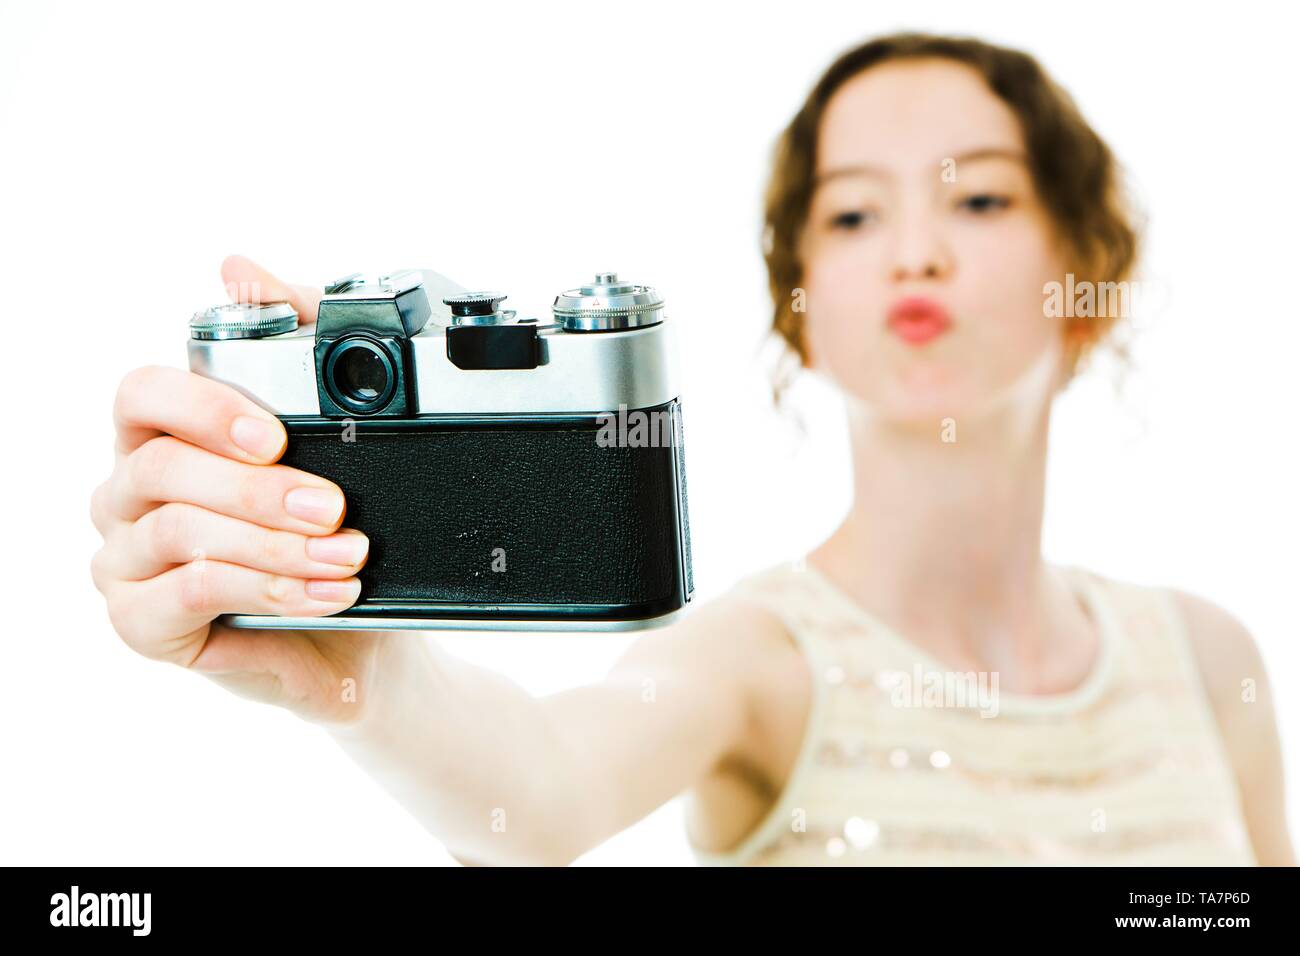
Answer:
[{"left": 220, "top": 254, "right": 323, "bottom": 326}]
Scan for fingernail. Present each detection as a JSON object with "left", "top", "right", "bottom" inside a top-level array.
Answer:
[
  {"left": 306, "top": 578, "right": 361, "bottom": 603},
  {"left": 231, "top": 415, "right": 284, "bottom": 460},
  {"left": 305, "top": 532, "right": 369, "bottom": 567},
  {"left": 285, "top": 487, "right": 344, "bottom": 527}
]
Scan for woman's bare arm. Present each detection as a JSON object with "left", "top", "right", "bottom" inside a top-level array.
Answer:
[
  {"left": 326, "top": 596, "right": 799, "bottom": 866},
  {"left": 1175, "top": 590, "right": 1296, "bottom": 866}
]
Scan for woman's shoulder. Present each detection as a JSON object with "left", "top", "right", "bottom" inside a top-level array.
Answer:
[
  {"left": 698, "top": 561, "right": 840, "bottom": 658},
  {"left": 681, "top": 562, "right": 813, "bottom": 662},
  {"left": 685, "top": 563, "right": 820, "bottom": 727},
  {"left": 1064, "top": 565, "right": 1269, "bottom": 749},
  {"left": 1063, "top": 564, "right": 1261, "bottom": 672},
  {"left": 719, "top": 559, "right": 826, "bottom": 615},
  {"left": 1076, "top": 567, "right": 1290, "bottom": 865},
  {"left": 1159, "top": 585, "right": 1267, "bottom": 712},
  {"left": 663, "top": 562, "right": 811, "bottom": 673}
]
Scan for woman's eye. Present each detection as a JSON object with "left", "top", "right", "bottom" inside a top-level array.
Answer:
[
  {"left": 957, "top": 193, "right": 1011, "bottom": 214},
  {"left": 829, "top": 209, "right": 876, "bottom": 230}
]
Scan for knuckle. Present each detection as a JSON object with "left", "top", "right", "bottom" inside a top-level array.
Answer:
[
  {"left": 90, "top": 481, "right": 111, "bottom": 535},
  {"left": 235, "top": 469, "right": 270, "bottom": 517},
  {"left": 104, "top": 591, "right": 149, "bottom": 656},
  {"left": 255, "top": 527, "right": 285, "bottom": 570},
  {"left": 89, "top": 547, "right": 112, "bottom": 594},
  {"left": 177, "top": 561, "right": 217, "bottom": 616},
  {"left": 145, "top": 503, "right": 189, "bottom": 563},
  {"left": 128, "top": 435, "right": 181, "bottom": 499},
  {"left": 114, "top": 365, "right": 163, "bottom": 418},
  {"left": 105, "top": 600, "right": 134, "bottom": 645},
  {"left": 262, "top": 573, "right": 296, "bottom": 610}
]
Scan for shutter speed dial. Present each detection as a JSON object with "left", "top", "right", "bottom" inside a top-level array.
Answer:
[{"left": 552, "top": 273, "right": 665, "bottom": 332}]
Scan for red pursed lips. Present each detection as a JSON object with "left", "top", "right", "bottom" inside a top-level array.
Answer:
[{"left": 887, "top": 296, "right": 952, "bottom": 345}]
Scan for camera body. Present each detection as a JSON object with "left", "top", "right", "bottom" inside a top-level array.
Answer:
[{"left": 188, "top": 269, "right": 693, "bottom": 631}]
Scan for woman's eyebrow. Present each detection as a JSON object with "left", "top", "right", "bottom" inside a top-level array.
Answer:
[
  {"left": 814, "top": 147, "right": 1028, "bottom": 186},
  {"left": 950, "top": 147, "right": 1028, "bottom": 166},
  {"left": 813, "top": 164, "right": 888, "bottom": 186}
]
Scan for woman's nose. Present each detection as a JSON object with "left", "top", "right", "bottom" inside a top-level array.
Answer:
[{"left": 887, "top": 210, "right": 953, "bottom": 282}]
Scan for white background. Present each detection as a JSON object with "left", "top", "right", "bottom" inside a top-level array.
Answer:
[{"left": 1, "top": 0, "right": 1296, "bottom": 865}]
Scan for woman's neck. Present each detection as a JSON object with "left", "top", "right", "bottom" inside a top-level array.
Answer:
[{"left": 808, "top": 358, "right": 1099, "bottom": 690}]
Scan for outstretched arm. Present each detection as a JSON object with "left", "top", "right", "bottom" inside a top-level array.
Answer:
[{"left": 326, "top": 597, "right": 794, "bottom": 866}]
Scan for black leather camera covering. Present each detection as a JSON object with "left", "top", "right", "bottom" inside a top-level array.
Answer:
[{"left": 278, "top": 404, "right": 689, "bottom": 619}]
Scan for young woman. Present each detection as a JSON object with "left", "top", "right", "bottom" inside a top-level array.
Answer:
[{"left": 89, "top": 33, "right": 1293, "bottom": 865}]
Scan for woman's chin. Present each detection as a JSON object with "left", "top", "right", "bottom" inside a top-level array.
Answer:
[
  {"left": 842, "top": 366, "right": 986, "bottom": 426},
  {"left": 846, "top": 388, "right": 977, "bottom": 428},
  {"left": 838, "top": 349, "right": 1060, "bottom": 428}
]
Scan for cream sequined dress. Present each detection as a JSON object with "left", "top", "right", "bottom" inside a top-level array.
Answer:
[{"left": 688, "top": 561, "right": 1256, "bottom": 866}]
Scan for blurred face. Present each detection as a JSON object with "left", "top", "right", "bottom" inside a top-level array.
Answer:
[{"left": 799, "top": 59, "right": 1071, "bottom": 422}]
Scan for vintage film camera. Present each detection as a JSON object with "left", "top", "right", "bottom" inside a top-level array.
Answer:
[{"left": 188, "top": 269, "right": 693, "bottom": 631}]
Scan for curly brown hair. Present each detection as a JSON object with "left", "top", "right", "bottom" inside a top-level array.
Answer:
[{"left": 763, "top": 32, "right": 1142, "bottom": 402}]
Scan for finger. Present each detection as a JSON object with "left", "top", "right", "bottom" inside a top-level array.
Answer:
[
  {"left": 111, "top": 435, "right": 346, "bottom": 532},
  {"left": 113, "top": 365, "right": 286, "bottom": 463},
  {"left": 110, "top": 559, "right": 361, "bottom": 658},
  {"left": 91, "top": 479, "right": 119, "bottom": 538},
  {"left": 221, "top": 254, "right": 323, "bottom": 325},
  {"left": 109, "top": 502, "right": 368, "bottom": 581}
]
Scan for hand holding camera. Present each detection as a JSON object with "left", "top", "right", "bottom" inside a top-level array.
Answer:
[{"left": 89, "top": 256, "right": 400, "bottom": 725}]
